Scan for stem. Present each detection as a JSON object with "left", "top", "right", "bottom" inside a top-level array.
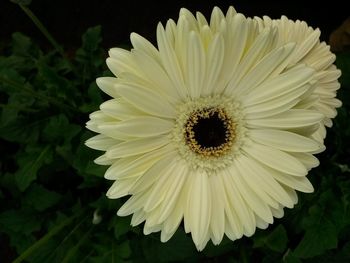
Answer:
[
  {"left": 18, "top": 4, "right": 65, "bottom": 57},
  {"left": 13, "top": 208, "right": 86, "bottom": 263},
  {"left": 61, "top": 225, "right": 94, "bottom": 263},
  {"left": 15, "top": 2, "right": 79, "bottom": 77},
  {"left": 49, "top": 215, "right": 90, "bottom": 259}
]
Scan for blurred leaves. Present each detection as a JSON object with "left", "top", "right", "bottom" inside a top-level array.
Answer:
[
  {"left": 0, "top": 17, "right": 350, "bottom": 263},
  {"left": 253, "top": 225, "right": 288, "bottom": 253},
  {"left": 15, "top": 145, "right": 52, "bottom": 191}
]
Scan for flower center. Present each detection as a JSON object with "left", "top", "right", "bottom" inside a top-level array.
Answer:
[{"left": 185, "top": 108, "right": 235, "bottom": 157}]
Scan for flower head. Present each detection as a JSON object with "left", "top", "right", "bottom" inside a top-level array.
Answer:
[
  {"left": 255, "top": 15, "right": 342, "bottom": 142},
  {"left": 86, "top": 6, "right": 340, "bottom": 250}
]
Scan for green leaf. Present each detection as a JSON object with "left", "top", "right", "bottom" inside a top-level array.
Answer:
[
  {"left": 24, "top": 184, "right": 62, "bottom": 211},
  {"left": 11, "top": 32, "right": 33, "bottom": 55},
  {"left": 0, "top": 116, "right": 41, "bottom": 143},
  {"left": 117, "top": 240, "right": 132, "bottom": 259},
  {"left": 82, "top": 26, "right": 102, "bottom": 52},
  {"left": 15, "top": 145, "right": 52, "bottom": 191},
  {"left": 73, "top": 132, "right": 105, "bottom": 178},
  {"left": 4, "top": 230, "right": 36, "bottom": 254},
  {"left": 142, "top": 230, "right": 197, "bottom": 262},
  {"left": 13, "top": 209, "right": 86, "bottom": 263},
  {"left": 75, "top": 26, "right": 105, "bottom": 75},
  {"left": 294, "top": 219, "right": 338, "bottom": 258},
  {"left": 37, "top": 62, "right": 74, "bottom": 101},
  {"left": 253, "top": 225, "right": 288, "bottom": 253},
  {"left": 0, "top": 208, "right": 41, "bottom": 235},
  {"left": 0, "top": 68, "right": 26, "bottom": 94},
  {"left": 42, "top": 114, "right": 81, "bottom": 144},
  {"left": 283, "top": 250, "right": 302, "bottom": 263},
  {"left": 113, "top": 217, "right": 132, "bottom": 240}
]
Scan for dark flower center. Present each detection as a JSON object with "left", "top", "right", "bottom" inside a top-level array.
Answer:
[{"left": 185, "top": 108, "right": 235, "bottom": 157}]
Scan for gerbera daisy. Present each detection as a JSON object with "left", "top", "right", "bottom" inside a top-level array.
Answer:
[
  {"left": 86, "top": 6, "right": 326, "bottom": 250},
  {"left": 254, "top": 15, "right": 342, "bottom": 142}
]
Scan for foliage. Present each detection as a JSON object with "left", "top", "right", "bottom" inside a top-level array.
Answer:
[{"left": 1, "top": 15, "right": 350, "bottom": 263}]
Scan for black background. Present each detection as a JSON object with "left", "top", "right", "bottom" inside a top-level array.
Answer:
[{"left": 1, "top": 0, "right": 349, "bottom": 50}]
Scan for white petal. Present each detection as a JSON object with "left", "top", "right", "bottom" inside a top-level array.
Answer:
[
  {"left": 131, "top": 209, "right": 146, "bottom": 226},
  {"left": 157, "top": 161, "right": 188, "bottom": 223},
  {"left": 243, "top": 88, "right": 303, "bottom": 119},
  {"left": 246, "top": 109, "right": 323, "bottom": 129},
  {"left": 242, "top": 65, "right": 315, "bottom": 106},
  {"left": 105, "top": 145, "right": 173, "bottom": 180},
  {"left": 161, "top": 174, "right": 189, "bottom": 243},
  {"left": 157, "top": 23, "right": 187, "bottom": 99},
  {"left": 107, "top": 178, "right": 137, "bottom": 199},
  {"left": 117, "top": 191, "right": 151, "bottom": 216},
  {"left": 174, "top": 16, "right": 190, "bottom": 80},
  {"left": 187, "top": 31, "right": 205, "bottom": 99},
  {"left": 106, "top": 136, "right": 169, "bottom": 159},
  {"left": 196, "top": 11, "right": 209, "bottom": 28},
  {"left": 114, "top": 83, "right": 176, "bottom": 118},
  {"left": 144, "top": 204, "right": 163, "bottom": 227},
  {"left": 179, "top": 8, "right": 199, "bottom": 31},
  {"left": 219, "top": 14, "right": 248, "bottom": 89},
  {"left": 143, "top": 160, "right": 184, "bottom": 213},
  {"left": 106, "top": 48, "right": 138, "bottom": 77},
  {"left": 100, "top": 98, "right": 145, "bottom": 120},
  {"left": 203, "top": 34, "right": 224, "bottom": 96},
  {"left": 186, "top": 170, "right": 211, "bottom": 250},
  {"left": 164, "top": 19, "right": 176, "bottom": 46},
  {"left": 255, "top": 215, "right": 269, "bottom": 229},
  {"left": 235, "top": 155, "right": 294, "bottom": 208},
  {"left": 224, "top": 216, "right": 238, "bottom": 241},
  {"left": 143, "top": 221, "right": 162, "bottom": 235},
  {"left": 130, "top": 32, "right": 161, "bottom": 64},
  {"left": 96, "top": 77, "right": 120, "bottom": 98},
  {"left": 110, "top": 116, "right": 173, "bottom": 137},
  {"left": 236, "top": 157, "right": 279, "bottom": 209},
  {"left": 271, "top": 206, "right": 284, "bottom": 219},
  {"left": 243, "top": 143, "right": 307, "bottom": 176},
  {"left": 234, "top": 43, "right": 296, "bottom": 97},
  {"left": 209, "top": 175, "right": 225, "bottom": 245},
  {"left": 129, "top": 152, "right": 178, "bottom": 194},
  {"left": 231, "top": 162, "right": 274, "bottom": 223},
  {"left": 262, "top": 164, "right": 314, "bottom": 193},
  {"left": 94, "top": 154, "right": 115, "bottom": 165},
  {"left": 282, "top": 186, "right": 299, "bottom": 205},
  {"left": 85, "top": 134, "right": 121, "bottom": 151},
  {"left": 289, "top": 152, "right": 320, "bottom": 170},
  {"left": 132, "top": 50, "right": 179, "bottom": 100},
  {"left": 97, "top": 122, "right": 138, "bottom": 141},
  {"left": 226, "top": 6, "right": 237, "bottom": 20},
  {"left": 221, "top": 170, "right": 255, "bottom": 237},
  {"left": 314, "top": 101, "right": 337, "bottom": 118},
  {"left": 292, "top": 29, "right": 320, "bottom": 63},
  {"left": 210, "top": 7, "right": 225, "bottom": 31},
  {"left": 249, "top": 129, "right": 324, "bottom": 153},
  {"left": 225, "top": 28, "right": 276, "bottom": 96}
]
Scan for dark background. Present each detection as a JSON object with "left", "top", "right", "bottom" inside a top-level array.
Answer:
[{"left": 1, "top": 0, "right": 349, "bottom": 50}]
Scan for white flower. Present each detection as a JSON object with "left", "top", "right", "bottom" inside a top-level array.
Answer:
[
  {"left": 254, "top": 15, "right": 342, "bottom": 142},
  {"left": 86, "top": 7, "right": 328, "bottom": 250}
]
